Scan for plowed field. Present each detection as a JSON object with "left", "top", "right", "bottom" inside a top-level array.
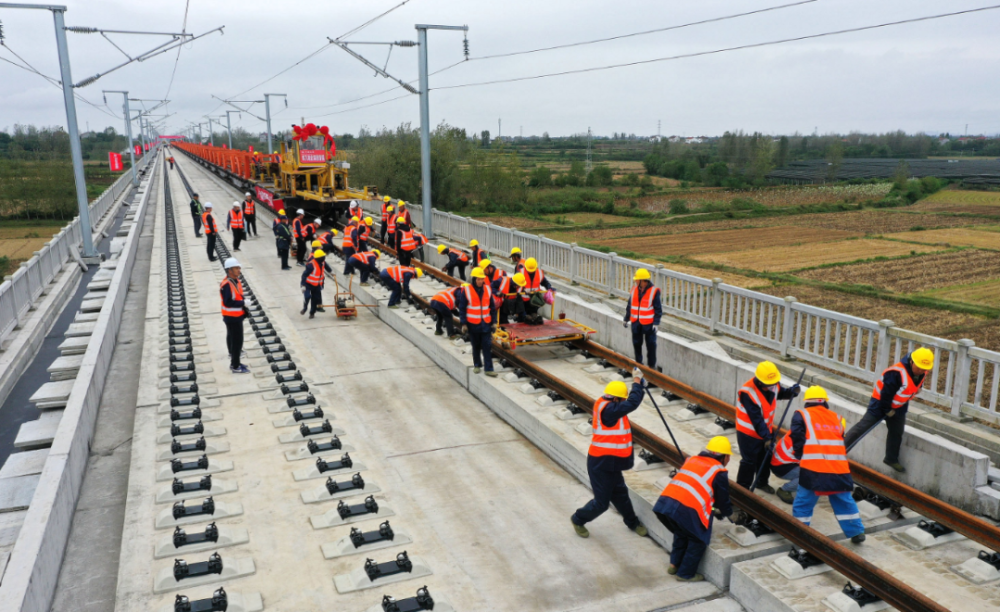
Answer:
[
  {"left": 468, "top": 215, "right": 553, "bottom": 229},
  {"left": 692, "top": 239, "right": 943, "bottom": 272},
  {"left": 594, "top": 226, "right": 859, "bottom": 256},
  {"left": 912, "top": 190, "right": 1000, "bottom": 215},
  {"left": 797, "top": 250, "right": 1000, "bottom": 293},
  {"left": 887, "top": 228, "right": 1000, "bottom": 250},
  {"left": 921, "top": 279, "right": 1000, "bottom": 307}
]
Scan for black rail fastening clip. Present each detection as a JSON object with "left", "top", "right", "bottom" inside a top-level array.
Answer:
[
  {"left": 266, "top": 352, "right": 292, "bottom": 364},
  {"left": 638, "top": 448, "right": 665, "bottom": 465},
  {"left": 170, "top": 383, "right": 199, "bottom": 395},
  {"left": 262, "top": 343, "right": 286, "bottom": 354},
  {"left": 316, "top": 452, "right": 352, "bottom": 473},
  {"left": 326, "top": 472, "right": 365, "bottom": 495},
  {"left": 338, "top": 494, "right": 378, "bottom": 519},
  {"left": 170, "top": 372, "right": 197, "bottom": 383},
  {"left": 293, "top": 406, "right": 324, "bottom": 421},
  {"left": 307, "top": 436, "right": 342, "bottom": 454},
  {"left": 281, "top": 381, "right": 309, "bottom": 395},
  {"left": 787, "top": 547, "right": 824, "bottom": 569},
  {"left": 841, "top": 583, "right": 880, "bottom": 607},
  {"left": 381, "top": 586, "right": 434, "bottom": 612},
  {"left": 172, "top": 475, "right": 212, "bottom": 495},
  {"left": 364, "top": 551, "right": 412, "bottom": 582},
  {"left": 173, "top": 586, "right": 227, "bottom": 612},
  {"left": 171, "top": 437, "right": 206, "bottom": 455},
  {"left": 275, "top": 371, "right": 303, "bottom": 383},
  {"left": 714, "top": 417, "right": 735, "bottom": 431},
  {"left": 271, "top": 361, "right": 297, "bottom": 373},
  {"left": 350, "top": 520, "right": 394, "bottom": 549},
  {"left": 300, "top": 420, "right": 333, "bottom": 438},
  {"left": 528, "top": 379, "right": 546, "bottom": 390},
  {"left": 170, "top": 395, "right": 201, "bottom": 407},
  {"left": 171, "top": 421, "right": 204, "bottom": 436},
  {"left": 916, "top": 520, "right": 954, "bottom": 538},
  {"left": 171, "top": 455, "right": 209, "bottom": 473},
  {"left": 734, "top": 513, "right": 775, "bottom": 537},
  {"left": 546, "top": 390, "right": 564, "bottom": 403},
  {"left": 286, "top": 393, "right": 316, "bottom": 408},
  {"left": 170, "top": 407, "right": 202, "bottom": 421},
  {"left": 172, "top": 497, "right": 215, "bottom": 519},
  {"left": 173, "top": 552, "right": 223, "bottom": 581}
]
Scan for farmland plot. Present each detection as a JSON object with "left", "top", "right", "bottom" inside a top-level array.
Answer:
[
  {"left": 797, "top": 250, "right": 1000, "bottom": 293},
  {"left": 887, "top": 228, "right": 1000, "bottom": 250},
  {"left": 921, "top": 279, "right": 1000, "bottom": 307},
  {"left": 692, "top": 239, "right": 943, "bottom": 272},
  {"left": 596, "top": 226, "right": 860, "bottom": 257}
]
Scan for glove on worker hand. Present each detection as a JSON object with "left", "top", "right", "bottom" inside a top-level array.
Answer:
[
  {"left": 461, "top": 325, "right": 468, "bottom": 334},
  {"left": 887, "top": 409, "right": 897, "bottom": 418},
  {"left": 623, "top": 320, "right": 629, "bottom": 328},
  {"left": 490, "top": 325, "right": 497, "bottom": 333},
  {"left": 632, "top": 367, "right": 644, "bottom": 385},
  {"left": 790, "top": 384, "right": 801, "bottom": 397},
  {"left": 651, "top": 325, "right": 658, "bottom": 334}
]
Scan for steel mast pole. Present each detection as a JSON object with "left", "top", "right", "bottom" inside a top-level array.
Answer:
[
  {"left": 226, "top": 111, "right": 234, "bottom": 148},
  {"left": 263, "top": 93, "right": 286, "bottom": 154},
  {"left": 207, "top": 117, "right": 214, "bottom": 145}
]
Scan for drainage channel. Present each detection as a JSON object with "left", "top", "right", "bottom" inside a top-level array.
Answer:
[{"left": 170, "top": 158, "right": 444, "bottom": 609}]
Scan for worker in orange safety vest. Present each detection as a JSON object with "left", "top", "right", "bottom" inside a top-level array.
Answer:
[
  {"left": 734, "top": 361, "right": 800, "bottom": 493},
  {"left": 622, "top": 268, "right": 662, "bottom": 369}
]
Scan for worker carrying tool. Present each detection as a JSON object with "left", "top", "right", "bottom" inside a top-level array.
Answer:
[
  {"left": 469, "top": 239, "right": 488, "bottom": 267},
  {"left": 220, "top": 258, "right": 250, "bottom": 373},
  {"left": 844, "top": 347, "right": 933, "bottom": 473},
  {"left": 653, "top": 436, "right": 733, "bottom": 582},
  {"left": 226, "top": 202, "right": 245, "bottom": 251},
  {"left": 735, "top": 361, "right": 800, "bottom": 493},
  {"left": 274, "top": 210, "right": 293, "bottom": 270},
  {"left": 623, "top": 269, "right": 663, "bottom": 369},
  {"left": 292, "top": 209, "right": 307, "bottom": 266},
  {"left": 358, "top": 217, "right": 374, "bottom": 252},
  {"left": 572, "top": 371, "right": 649, "bottom": 539},
  {"left": 379, "top": 196, "right": 393, "bottom": 243},
  {"left": 430, "top": 284, "right": 464, "bottom": 338},
  {"left": 458, "top": 267, "right": 498, "bottom": 376},
  {"left": 769, "top": 429, "right": 800, "bottom": 504},
  {"left": 202, "top": 202, "right": 218, "bottom": 262},
  {"left": 495, "top": 272, "right": 528, "bottom": 324},
  {"left": 790, "top": 386, "right": 866, "bottom": 543},
  {"left": 346, "top": 250, "right": 380, "bottom": 286},
  {"left": 300, "top": 249, "right": 333, "bottom": 319},
  {"left": 342, "top": 217, "right": 360, "bottom": 273},
  {"left": 438, "top": 244, "right": 471, "bottom": 280},
  {"left": 510, "top": 247, "right": 525, "bottom": 274},
  {"left": 521, "top": 257, "right": 553, "bottom": 319},
  {"left": 381, "top": 265, "right": 423, "bottom": 309},
  {"left": 189, "top": 193, "right": 203, "bottom": 237},
  {"left": 241, "top": 192, "right": 257, "bottom": 238}
]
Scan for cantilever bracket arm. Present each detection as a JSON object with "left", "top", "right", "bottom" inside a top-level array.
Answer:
[{"left": 329, "top": 39, "right": 418, "bottom": 94}]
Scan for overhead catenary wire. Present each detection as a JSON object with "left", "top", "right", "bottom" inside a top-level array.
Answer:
[
  {"left": 334, "top": 0, "right": 414, "bottom": 41},
  {"left": 163, "top": 0, "right": 192, "bottom": 101}
]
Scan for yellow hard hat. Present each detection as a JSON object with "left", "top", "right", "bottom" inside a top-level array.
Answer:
[
  {"left": 706, "top": 436, "right": 733, "bottom": 455},
  {"left": 437, "top": 244, "right": 448, "bottom": 254},
  {"left": 278, "top": 209, "right": 286, "bottom": 215},
  {"left": 604, "top": 380, "right": 629, "bottom": 399},
  {"left": 331, "top": 228, "right": 339, "bottom": 236},
  {"left": 351, "top": 216, "right": 360, "bottom": 223},
  {"left": 634, "top": 268, "right": 651, "bottom": 281},
  {"left": 510, "top": 247, "right": 522, "bottom": 256},
  {"left": 311, "top": 240, "right": 322, "bottom": 248},
  {"left": 386, "top": 205, "right": 394, "bottom": 212},
  {"left": 803, "top": 386, "right": 828, "bottom": 403},
  {"left": 365, "top": 217, "right": 373, "bottom": 226},
  {"left": 512, "top": 273, "right": 527, "bottom": 287},
  {"left": 373, "top": 249, "right": 381, "bottom": 258},
  {"left": 313, "top": 249, "right": 326, "bottom": 258},
  {"left": 479, "top": 259, "right": 492, "bottom": 269},
  {"left": 911, "top": 347, "right": 934, "bottom": 370},
  {"left": 398, "top": 201, "right": 406, "bottom": 207},
  {"left": 383, "top": 195, "right": 391, "bottom": 202},
  {"left": 755, "top": 361, "right": 781, "bottom": 385},
  {"left": 414, "top": 268, "right": 424, "bottom": 278},
  {"left": 524, "top": 257, "right": 538, "bottom": 273},
  {"left": 396, "top": 216, "right": 407, "bottom": 224},
  {"left": 470, "top": 239, "right": 479, "bottom": 247},
  {"left": 470, "top": 267, "right": 486, "bottom": 279},
  {"left": 461, "top": 283, "right": 471, "bottom": 287}
]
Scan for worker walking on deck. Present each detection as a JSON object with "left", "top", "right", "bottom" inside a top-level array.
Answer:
[
  {"left": 791, "top": 386, "right": 866, "bottom": 543},
  {"left": 439, "top": 245, "right": 470, "bottom": 280},
  {"left": 458, "top": 268, "right": 498, "bottom": 376},
  {"left": 572, "top": 371, "right": 649, "bottom": 539},
  {"left": 380, "top": 265, "right": 423, "bottom": 308},
  {"left": 653, "top": 437, "right": 733, "bottom": 582},
  {"left": 226, "top": 202, "right": 245, "bottom": 251},
  {"left": 293, "top": 210, "right": 307, "bottom": 266},
  {"left": 300, "top": 250, "right": 333, "bottom": 319},
  {"left": 274, "top": 210, "right": 292, "bottom": 270},
  {"left": 623, "top": 269, "right": 662, "bottom": 369},
  {"left": 346, "top": 250, "right": 380, "bottom": 286},
  {"left": 241, "top": 192, "right": 257, "bottom": 238},
  {"left": 169, "top": 155, "right": 175, "bottom": 169},
  {"left": 510, "top": 247, "right": 525, "bottom": 274},
  {"left": 735, "top": 361, "right": 800, "bottom": 493},
  {"left": 202, "top": 203, "right": 218, "bottom": 262},
  {"left": 430, "top": 285, "right": 464, "bottom": 338},
  {"left": 521, "top": 257, "right": 553, "bottom": 318},
  {"left": 220, "top": 258, "right": 250, "bottom": 373},
  {"left": 496, "top": 272, "right": 528, "bottom": 324},
  {"left": 190, "top": 193, "right": 203, "bottom": 237},
  {"left": 844, "top": 348, "right": 933, "bottom": 473}
]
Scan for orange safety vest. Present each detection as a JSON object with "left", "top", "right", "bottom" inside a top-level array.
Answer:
[
  {"left": 661, "top": 455, "right": 725, "bottom": 529},
  {"left": 349, "top": 203, "right": 362, "bottom": 218},
  {"left": 350, "top": 252, "right": 376, "bottom": 267},
  {"left": 306, "top": 260, "right": 325, "bottom": 287},
  {"left": 588, "top": 396, "right": 633, "bottom": 458},
  {"left": 431, "top": 287, "right": 461, "bottom": 310},
  {"left": 399, "top": 230, "right": 417, "bottom": 252},
  {"left": 220, "top": 278, "right": 244, "bottom": 317},
  {"left": 522, "top": 269, "right": 545, "bottom": 300},
  {"left": 244, "top": 198, "right": 255, "bottom": 215},
  {"left": 513, "top": 261, "right": 525, "bottom": 275},
  {"left": 318, "top": 231, "right": 335, "bottom": 247},
  {"left": 387, "top": 215, "right": 397, "bottom": 235},
  {"left": 358, "top": 224, "right": 370, "bottom": 243},
  {"left": 770, "top": 432, "right": 797, "bottom": 467},
  {"left": 342, "top": 225, "right": 356, "bottom": 249},
  {"left": 229, "top": 209, "right": 244, "bottom": 229},
  {"left": 487, "top": 267, "right": 505, "bottom": 283},
  {"left": 202, "top": 212, "right": 216, "bottom": 234},
  {"left": 871, "top": 362, "right": 924, "bottom": 410},
  {"left": 798, "top": 405, "right": 849, "bottom": 475},
  {"left": 471, "top": 247, "right": 486, "bottom": 266},
  {"left": 462, "top": 284, "right": 493, "bottom": 324},
  {"left": 453, "top": 250, "right": 470, "bottom": 263},
  {"left": 387, "top": 266, "right": 415, "bottom": 284},
  {"left": 630, "top": 284, "right": 660, "bottom": 325},
  {"left": 293, "top": 218, "right": 304, "bottom": 239},
  {"left": 381, "top": 202, "right": 392, "bottom": 221},
  {"left": 735, "top": 378, "right": 776, "bottom": 439},
  {"left": 497, "top": 276, "right": 521, "bottom": 298}
]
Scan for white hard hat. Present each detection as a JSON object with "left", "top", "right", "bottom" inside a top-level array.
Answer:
[
  {"left": 314, "top": 218, "right": 322, "bottom": 224},
  {"left": 232, "top": 201, "right": 241, "bottom": 208},
  {"left": 223, "top": 257, "right": 241, "bottom": 269},
  {"left": 245, "top": 192, "right": 252, "bottom": 197},
  {"left": 204, "top": 202, "right": 213, "bottom": 209}
]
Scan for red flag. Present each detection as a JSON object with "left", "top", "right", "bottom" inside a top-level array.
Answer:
[
  {"left": 144, "top": 143, "right": 150, "bottom": 152},
  {"left": 108, "top": 152, "right": 123, "bottom": 172},
  {"left": 134, "top": 145, "right": 142, "bottom": 156},
  {"left": 248, "top": 145, "right": 254, "bottom": 153}
]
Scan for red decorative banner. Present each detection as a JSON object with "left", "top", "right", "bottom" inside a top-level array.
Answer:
[
  {"left": 300, "top": 149, "right": 326, "bottom": 164},
  {"left": 144, "top": 143, "right": 150, "bottom": 152},
  {"left": 248, "top": 145, "right": 254, "bottom": 153},
  {"left": 253, "top": 186, "right": 276, "bottom": 211},
  {"left": 134, "top": 144, "right": 142, "bottom": 156},
  {"left": 108, "top": 151, "right": 123, "bottom": 171}
]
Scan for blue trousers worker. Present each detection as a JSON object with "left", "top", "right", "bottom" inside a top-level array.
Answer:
[
  {"left": 793, "top": 489, "right": 864, "bottom": 537},
  {"left": 302, "top": 285, "right": 324, "bottom": 315},
  {"left": 342, "top": 247, "right": 355, "bottom": 275},
  {"left": 655, "top": 503, "right": 708, "bottom": 579},
  {"left": 631, "top": 323, "right": 658, "bottom": 370},
  {"left": 572, "top": 457, "right": 641, "bottom": 530},
  {"left": 467, "top": 326, "right": 494, "bottom": 372}
]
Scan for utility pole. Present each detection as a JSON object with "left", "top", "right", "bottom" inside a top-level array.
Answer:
[
  {"left": 658, "top": 119, "right": 661, "bottom": 138},
  {"left": 225, "top": 110, "right": 239, "bottom": 148},
  {"left": 264, "top": 93, "right": 287, "bottom": 154},
  {"left": 207, "top": 116, "right": 214, "bottom": 145},
  {"left": 586, "top": 127, "right": 593, "bottom": 173},
  {"left": 498, "top": 118, "right": 501, "bottom": 141},
  {"left": 103, "top": 90, "right": 138, "bottom": 186}
]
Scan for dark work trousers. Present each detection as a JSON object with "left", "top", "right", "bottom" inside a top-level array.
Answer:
[
  {"left": 295, "top": 238, "right": 306, "bottom": 264},
  {"left": 445, "top": 261, "right": 467, "bottom": 280},
  {"left": 398, "top": 249, "right": 413, "bottom": 267},
  {"left": 192, "top": 214, "right": 202, "bottom": 237},
  {"left": 736, "top": 432, "right": 771, "bottom": 490},
  {"left": 303, "top": 285, "right": 323, "bottom": 315},
  {"left": 467, "top": 326, "right": 494, "bottom": 371},
  {"left": 380, "top": 221, "right": 388, "bottom": 244},
  {"left": 656, "top": 512, "right": 708, "bottom": 579},
  {"left": 844, "top": 401, "right": 906, "bottom": 463},
  {"left": 499, "top": 297, "right": 526, "bottom": 324},
  {"left": 431, "top": 301, "right": 456, "bottom": 336},
  {"left": 346, "top": 261, "right": 375, "bottom": 284},
  {"left": 572, "top": 458, "right": 640, "bottom": 529},
  {"left": 342, "top": 247, "right": 355, "bottom": 275},
  {"left": 278, "top": 248, "right": 290, "bottom": 270},
  {"left": 206, "top": 233, "right": 217, "bottom": 261},
  {"left": 245, "top": 214, "right": 257, "bottom": 237},
  {"left": 232, "top": 229, "right": 245, "bottom": 251},
  {"left": 380, "top": 271, "right": 404, "bottom": 306},
  {"left": 631, "top": 324, "right": 658, "bottom": 369},
  {"left": 224, "top": 316, "right": 244, "bottom": 369}
]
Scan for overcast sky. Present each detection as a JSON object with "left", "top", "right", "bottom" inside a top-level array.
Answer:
[{"left": 1, "top": 0, "right": 998, "bottom": 139}]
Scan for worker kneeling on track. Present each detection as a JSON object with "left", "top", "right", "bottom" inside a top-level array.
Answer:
[
  {"left": 572, "top": 371, "right": 649, "bottom": 539},
  {"left": 381, "top": 264, "right": 422, "bottom": 308},
  {"left": 623, "top": 268, "right": 662, "bottom": 369},
  {"left": 438, "top": 244, "right": 470, "bottom": 280},
  {"left": 654, "top": 437, "right": 733, "bottom": 582},
  {"left": 735, "top": 361, "right": 800, "bottom": 494},
  {"left": 300, "top": 249, "right": 333, "bottom": 319},
  {"left": 521, "top": 257, "right": 553, "bottom": 320},
  {"left": 496, "top": 272, "right": 528, "bottom": 324},
  {"left": 459, "top": 267, "right": 498, "bottom": 376},
  {"left": 430, "top": 284, "right": 465, "bottom": 339},
  {"left": 790, "top": 386, "right": 866, "bottom": 544},
  {"left": 346, "top": 249, "right": 380, "bottom": 286}
]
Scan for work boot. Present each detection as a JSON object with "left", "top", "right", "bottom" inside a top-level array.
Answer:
[
  {"left": 316, "top": 307, "right": 326, "bottom": 312},
  {"left": 434, "top": 330, "right": 444, "bottom": 336},
  {"left": 572, "top": 521, "right": 589, "bottom": 538},
  {"left": 300, "top": 308, "right": 306, "bottom": 315},
  {"left": 448, "top": 334, "right": 461, "bottom": 340},
  {"left": 473, "top": 367, "right": 481, "bottom": 374},
  {"left": 360, "top": 282, "right": 370, "bottom": 287},
  {"left": 676, "top": 574, "right": 704, "bottom": 582},
  {"left": 883, "top": 460, "right": 906, "bottom": 473},
  {"left": 309, "top": 312, "right": 315, "bottom": 319},
  {"left": 667, "top": 565, "right": 678, "bottom": 575},
  {"left": 757, "top": 484, "right": 776, "bottom": 495},
  {"left": 632, "top": 523, "right": 648, "bottom": 537},
  {"left": 485, "top": 371, "right": 497, "bottom": 378},
  {"left": 776, "top": 488, "right": 795, "bottom": 505},
  {"left": 388, "top": 305, "right": 399, "bottom": 310},
  {"left": 851, "top": 533, "right": 866, "bottom": 544}
]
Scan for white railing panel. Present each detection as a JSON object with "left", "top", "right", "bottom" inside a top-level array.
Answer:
[{"left": 788, "top": 302, "right": 882, "bottom": 379}]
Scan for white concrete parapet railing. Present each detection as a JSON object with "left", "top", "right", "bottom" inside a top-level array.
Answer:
[
  {"left": 358, "top": 197, "right": 1000, "bottom": 423},
  {"left": 0, "top": 151, "right": 159, "bottom": 612}
]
